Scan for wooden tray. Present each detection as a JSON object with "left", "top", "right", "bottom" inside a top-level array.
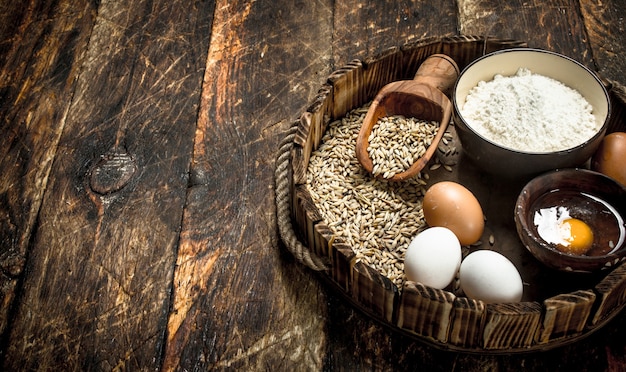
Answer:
[{"left": 275, "top": 35, "right": 626, "bottom": 353}]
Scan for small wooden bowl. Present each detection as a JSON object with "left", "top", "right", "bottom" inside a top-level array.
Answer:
[
  {"left": 515, "top": 168, "right": 626, "bottom": 273},
  {"left": 280, "top": 35, "right": 626, "bottom": 353}
]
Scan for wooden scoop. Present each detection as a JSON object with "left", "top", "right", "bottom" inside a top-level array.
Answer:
[{"left": 356, "top": 54, "right": 460, "bottom": 181}]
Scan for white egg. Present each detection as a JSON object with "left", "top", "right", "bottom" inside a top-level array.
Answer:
[
  {"left": 459, "top": 250, "right": 523, "bottom": 303},
  {"left": 404, "top": 227, "right": 462, "bottom": 289}
]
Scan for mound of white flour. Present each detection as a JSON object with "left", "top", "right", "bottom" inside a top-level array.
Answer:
[{"left": 461, "top": 68, "right": 599, "bottom": 152}]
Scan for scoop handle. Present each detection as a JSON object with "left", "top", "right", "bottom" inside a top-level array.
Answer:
[{"left": 413, "top": 54, "right": 460, "bottom": 96}]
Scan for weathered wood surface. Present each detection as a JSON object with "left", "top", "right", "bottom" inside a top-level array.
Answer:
[
  {"left": 0, "top": 0, "right": 97, "bottom": 338},
  {"left": 1, "top": 0, "right": 214, "bottom": 369},
  {"left": 1, "top": 0, "right": 626, "bottom": 370}
]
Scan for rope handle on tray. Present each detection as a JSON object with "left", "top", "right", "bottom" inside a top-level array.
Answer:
[{"left": 275, "top": 123, "right": 329, "bottom": 271}]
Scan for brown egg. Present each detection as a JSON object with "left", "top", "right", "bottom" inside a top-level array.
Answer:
[
  {"left": 591, "top": 132, "right": 626, "bottom": 187},
  {"left": 423, "top": 181, "right": 484, "bottom": 246}
]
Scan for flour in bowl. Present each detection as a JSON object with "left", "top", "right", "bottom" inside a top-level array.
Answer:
[{"left": 460, "top": 68, "right": 599, "bottom": 152}]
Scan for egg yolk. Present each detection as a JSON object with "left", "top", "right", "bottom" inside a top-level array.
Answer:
[{"left": 556, "top": 218, "right": 594, "bottom": 255}]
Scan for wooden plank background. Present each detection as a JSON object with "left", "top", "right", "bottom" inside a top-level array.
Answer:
[{"left": 1, "top": 0, "right": 625, "bottom": 370}]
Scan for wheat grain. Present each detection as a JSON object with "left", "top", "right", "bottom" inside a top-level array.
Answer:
[{"left": 305, "top": 104, "right": 456, "bottom": 288}]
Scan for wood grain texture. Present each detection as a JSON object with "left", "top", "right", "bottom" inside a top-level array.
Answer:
[
  {"left": 592, "top": 263, "right": 626, "bottom": 326},
  {"left": 397, "top": 282, "right": 455, "bottom": 343},
  {"left": 2, "top": 0, "right": 212, "bottom": 369},
  {"left": 352, "top": 262, "right": 398, "bottom": 323},
  {"left": 458, "top": 0, "right": 593, "bottom": 66},
  {"left": 162, "top": 0, "right": 333, "bottom": 370},
  {"left": 332, "top": 1, "right": 457, "bottom": 67},
  {"left": 449, "top": 297, "right": 485, "bottom": 348},
  {"left": 482, "top": 302, "right": 542, "bottom": 350},
  {"left": 580, "top": 0, "right": 626, "bottom": 87},
  {"left": 539, "top": 290, "right": 596, "bottom": 343},
  {"left": 0, "top": 0, "right": 97, "bottom": 337}
]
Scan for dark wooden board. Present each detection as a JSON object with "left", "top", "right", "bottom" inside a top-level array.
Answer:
[
  {"left": 162, "top": 0, "right": 334, "bottom": 370},
  {"left": 458, "top": 0, "right": 594, "bottom": 67},
  {"left": 0, "top": 0, "right": 97, "bottom": 337},
  {"left": 331, "top": 1, "right": 458, "bottom": 67},
  {"left": 580, "top": 0, "right": 626, "bottom": 86},
  {"left": 2, "top": 0, "right": 213, "bottom": 369}
]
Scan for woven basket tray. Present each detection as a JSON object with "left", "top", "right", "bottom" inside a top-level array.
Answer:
[{"left": 275, "top": 35, "right": 626, "bottom": 353}]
